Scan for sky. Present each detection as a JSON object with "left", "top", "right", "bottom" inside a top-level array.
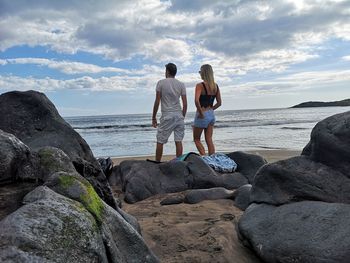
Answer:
[{"left": 0, "top": 0, "right": 350, "bottom": 116}]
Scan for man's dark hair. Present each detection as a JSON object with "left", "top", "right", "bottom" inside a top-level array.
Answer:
[{"left": 165, "top": 63, "right": 177, "bottom": 76}]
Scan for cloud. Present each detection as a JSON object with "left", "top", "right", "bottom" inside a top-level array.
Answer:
[
  {"left": 0, "top": 65, "right": 165, "bottom": 93},
  {"left": 0, "top": 0, "right": 350, "bottom": 81},
  {"left": 229, "top": 68, "right": 350, "bottom": 97},
  {"left": 0, "top": 58, "right": 130, "bottom": 74},
  {"left": 1, "top": 67, "right": 349, "bottom": 98}
]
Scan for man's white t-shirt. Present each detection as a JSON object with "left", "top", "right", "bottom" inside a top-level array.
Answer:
[{"left": 156, "top": 78, "right": 186, "bottom": 115}]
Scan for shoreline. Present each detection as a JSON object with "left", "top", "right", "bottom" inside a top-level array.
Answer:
[{"left": 111, "top": 149, "right": 301, "bottom": 165}]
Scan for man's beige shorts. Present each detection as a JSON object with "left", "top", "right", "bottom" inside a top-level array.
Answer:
[{"left": 157, "top": 113, "right": 185, "bottom": 144}]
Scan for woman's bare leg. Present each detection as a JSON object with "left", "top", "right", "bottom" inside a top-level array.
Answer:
[
  {"left": 204, "top": 124, "right": 215, "bottom": 155},
  {"left": 193, "top": 127, "right": 205, "bottom": 155}
]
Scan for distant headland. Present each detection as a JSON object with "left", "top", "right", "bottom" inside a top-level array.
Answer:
[{"left": 291, "top": 98, "right": 350, "bottom": 108}]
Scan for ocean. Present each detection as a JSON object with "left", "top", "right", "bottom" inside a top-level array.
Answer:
[{"left": 64, "top": 107, "right": 350, "bottom": 158}]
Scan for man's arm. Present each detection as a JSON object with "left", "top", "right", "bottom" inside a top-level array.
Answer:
[
  {"left": 152, "top": 91, "right": 161, "bottom": 128},
  {"left": 181, "top": 95, "right": 187, "bottom": 117}
]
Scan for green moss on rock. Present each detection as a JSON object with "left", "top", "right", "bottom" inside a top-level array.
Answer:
[
  {"left": 58, "top": 174, "right": 76, "bottom": 188},
  {"left": 56, "top": 173, "right": 104, "bottom": 224},
  {"left": 80, "top": 184, "right": 104, "bottom": 223},
  {"left": 39, "top": 148, "right": 63, "bottom": 172}
]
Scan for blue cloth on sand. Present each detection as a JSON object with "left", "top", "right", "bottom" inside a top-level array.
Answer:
[{"left": 202, "top": 153, "right": 237, "bottom": 173}]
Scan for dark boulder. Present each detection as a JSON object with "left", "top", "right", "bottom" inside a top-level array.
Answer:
[
  {"left": 184, "top": 187, "right": 234, "bottom": 204},
  {"left": 120, "top": 160, "right": 190, "bottom": 203},
  {"left": 160, "top": 194, "right": 185, "bottom": 205},
  {"left": 0, "top": 90, "right": 116, "bottom": 208},
  {"left": 120, "top": 154, "right": 252, "bottom": 203},
  {"left": 226, "top": 151, "right": 267, "bottom": 183},
  {"left": 109, "top": 164, "right": 122, "bottom": 186},
  {"left": 238, "top": 201, "right": 350, "bottom": 263},
  {"left": 0, "top": 130, "right": 41, "bottom": 219},
  {"left": 302, "top": 110, "right": 350, "bottom": 177},
  {"left": 233, "top": 184, "right": 252, "bottom": 211},
  {"left": 0, "top": 129, "right": 40, "bottom": 183},
  {"left": 0, "top": 182, "right": 38, "bottom": 221},
  {"left": 38, "top": 146, "right": 77, "bottom": 180},
  {"left": 251, "top": 156, "right": 350, "bottom": 205},
  {"left": 219, "top": 172, "right": 249, "bottom": 189}
]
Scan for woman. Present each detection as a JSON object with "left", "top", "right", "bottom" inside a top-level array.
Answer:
[{"left": 193, "top": 64, "right": 222, "bottom": 155}]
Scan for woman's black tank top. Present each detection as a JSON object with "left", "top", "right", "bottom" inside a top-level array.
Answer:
[{"left": 199, "top": 82, "right": 217, "bottom": 108}]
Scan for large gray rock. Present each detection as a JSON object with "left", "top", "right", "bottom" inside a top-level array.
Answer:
[
  {"left": 119, "top": 154, "right": 250, "bottom": 203},
  {"left": 44, "top": 172, "right": 158, "bottom": 262},
  {"left": 226, "top": 151, "right": 267, "bottom": 183},
  {"left": 0, "top": 130, "right": 41, "bottom": 220},
  {"left": 0, "top": 182, "right": 37, "bottom": 221},
  {"left": 0, "top": 186, "right": 108, "bottom": 263},
  {"left": 0, "top": 180, "right": 159, "bottom": 262},
  {"left": 101, "top": 202, "right": 159, "bottom": 263},
  {"left": 233, "top": 184, "right": 252, "bottom": 211},
  {"left": 251, "top": 156, "right": 350, "bottom": 205},
  {"left": 38, "top": 146, "right": 76, "bottom": 181},
  {"left": 0, "top": 129, "right": 40, "bottom": 183},
  {"left": 0, "top": 90, "right": 116, "bottom": 208},
  {"left": 45, "top": 171, "right": 141, "bottom": 233},
  {"left": 184, "top": 187, "right": 234, "bottom": 204},
  {"left": 237, "top": 111, "right": 350, "bottom": 262},
  {"left": 302, "top": 110, "right": 350, "bottom": 177},
  {"left": 238, "top": 201, "right": 350, "bottom": 263}
]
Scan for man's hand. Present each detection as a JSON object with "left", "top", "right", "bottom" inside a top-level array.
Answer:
[{"left": 152, "top": 118, "right": 158, "bottom": 128}]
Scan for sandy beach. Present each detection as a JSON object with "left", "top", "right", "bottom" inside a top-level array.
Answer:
[
  {"left": 111, "top": 149, "right": 301, "bottom": 165},
  {"left": 111, "top": 149, "right": 301, "bottom": 262}
]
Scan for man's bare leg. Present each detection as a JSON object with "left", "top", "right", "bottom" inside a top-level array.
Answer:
[
  {"left": 175, "top": 141, "right": 183, "bottom": 157},
  {"left": 156, "top": 142, "right": 163, "bottom": 162}
]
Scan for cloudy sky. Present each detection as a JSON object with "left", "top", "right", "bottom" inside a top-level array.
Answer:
[{"left": 0, "top": 0, "right": 349, "bottom": 116}]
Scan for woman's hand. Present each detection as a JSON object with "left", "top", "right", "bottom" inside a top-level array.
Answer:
[{"left": 198, "top": 112, "right": 204, "bottom": 119}]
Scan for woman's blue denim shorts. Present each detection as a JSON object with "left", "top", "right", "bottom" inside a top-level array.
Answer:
[{"left": 193, "top": 109, "right": 215, "bottom": 128}]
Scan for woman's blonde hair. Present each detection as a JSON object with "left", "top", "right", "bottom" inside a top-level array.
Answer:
[{"left": 200, "top": 64, "right": 217, "bottom": 93}]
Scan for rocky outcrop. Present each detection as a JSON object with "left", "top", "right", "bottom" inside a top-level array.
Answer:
[
  {"left": 0, "top": 90, "right": 116, "bottom": 208},
  {"left": 0, "top": 91, "right": 159, "bottom": 262},
  {"left": 291, "top": 98, "right": 350, "bottom": 108},
  {"left": 111, "top": 153, "right": 264, "bottom": 204},
  {"left": 0, "top": 136, "right": 159, "bottom": 262},
  {"left": 238, "top": 110, "right": 350, "bottom": 263}
]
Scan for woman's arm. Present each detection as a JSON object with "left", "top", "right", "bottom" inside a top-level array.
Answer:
[
  {"left": 212, "top": 86, "right": 222, "bottom": 110},
  {"left": 194, "top": 83, "right": 204, "bottom": 117}
]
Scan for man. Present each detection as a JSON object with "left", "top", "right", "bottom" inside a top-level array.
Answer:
[{"left": 152, "top": 63, "right": 187, "bottom": 162}]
